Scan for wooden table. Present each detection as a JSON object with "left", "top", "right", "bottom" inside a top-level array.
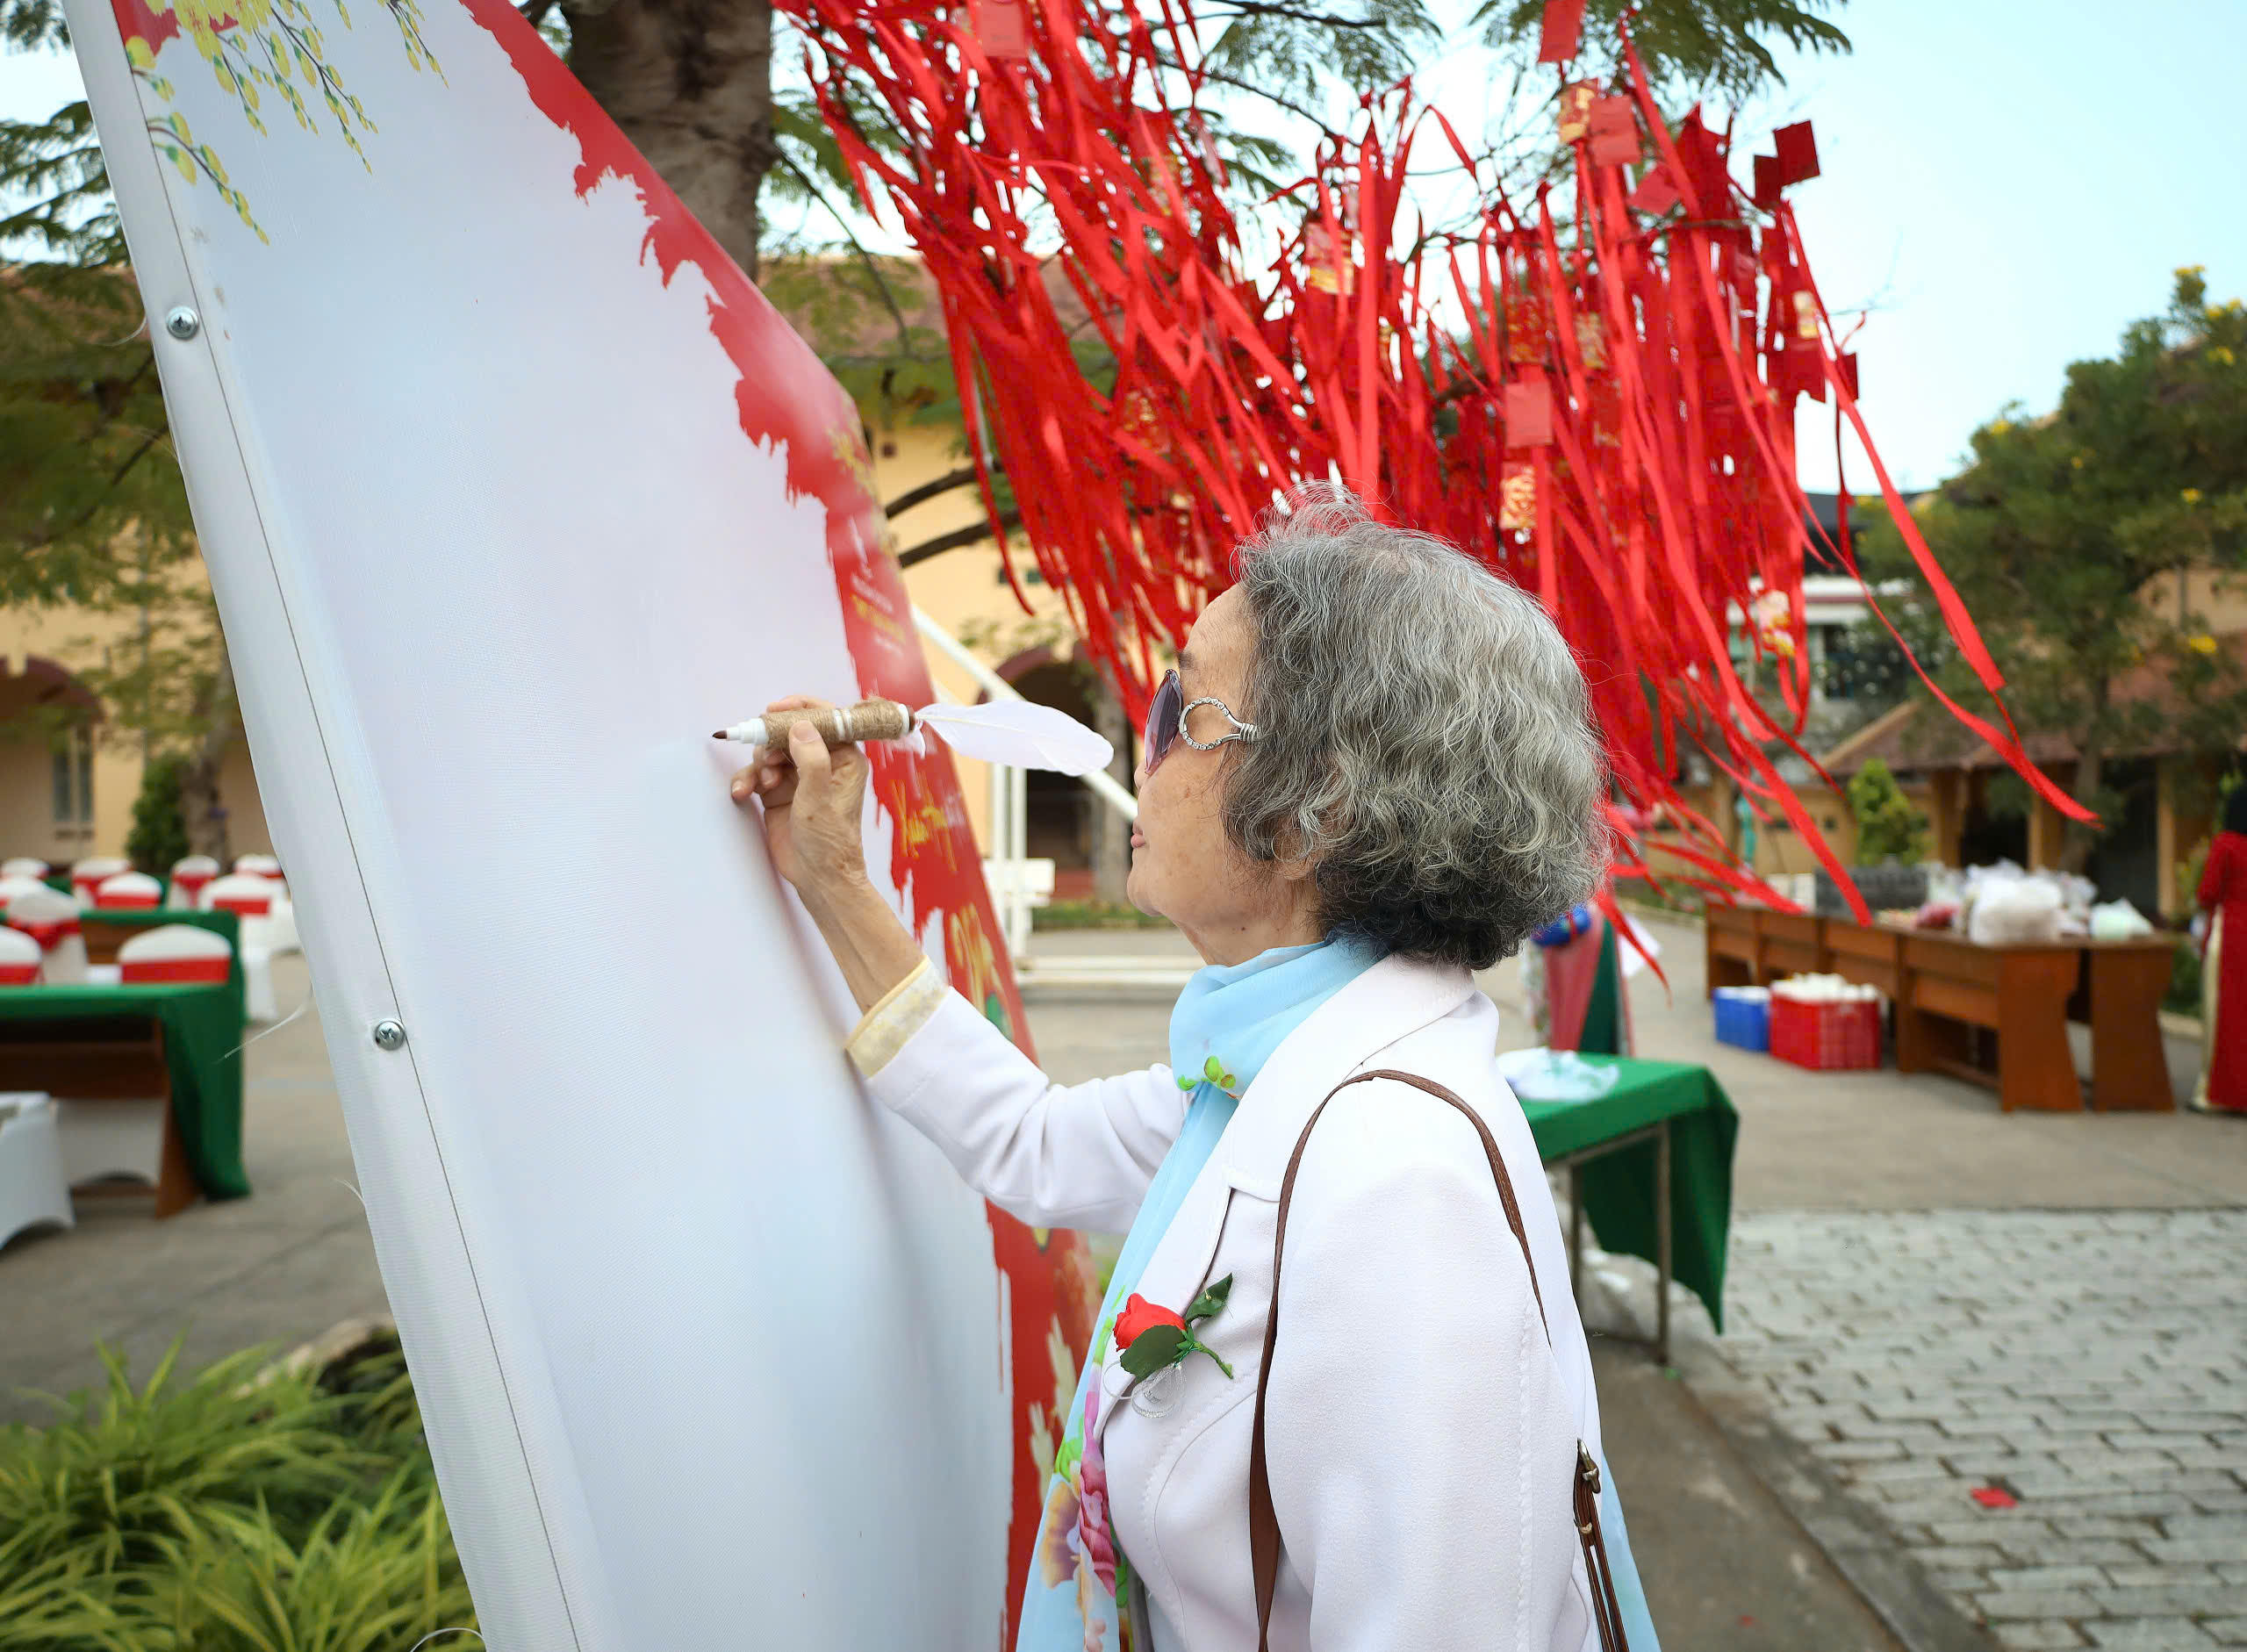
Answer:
[
  {"left": 1702, "top": 909, "right": 2178, "bottom": 1112},
  {"left": 1893, "top": 931, "right": 2083, "bottom": 1113}
]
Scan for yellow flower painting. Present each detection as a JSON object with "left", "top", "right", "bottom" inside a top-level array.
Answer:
[{"left": 118, "top": 0, "right": 441, "bottom": 241}]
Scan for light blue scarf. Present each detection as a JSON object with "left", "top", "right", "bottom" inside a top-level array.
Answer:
[
  {"left": 1013, "top": 931, "right": 1662, "bottom": 1652},
  {"left": 1016, "top": 933, "right": 1382, "bottom": 1652}
]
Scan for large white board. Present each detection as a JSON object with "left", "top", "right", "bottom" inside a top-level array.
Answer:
[{"left": 65, "top": 2, "right": 1098, "bottom": 1645}]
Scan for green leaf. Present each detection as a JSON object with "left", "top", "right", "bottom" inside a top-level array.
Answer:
[
  {"left": 1185, "top": 1275, "right": 1232, "bottom": 1323},
  {"left": 1116, "top": 1325, "right": 1186, "bottom": 1379}
]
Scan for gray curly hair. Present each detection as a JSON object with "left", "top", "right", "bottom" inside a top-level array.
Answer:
[{"left": 1222, "top": 485, "right": 1609, "bottom": 970}]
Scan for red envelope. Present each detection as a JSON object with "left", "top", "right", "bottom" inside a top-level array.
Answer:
[
  {"left": 974, "top": 0, "right": 1027, "bottom": 58},
  {"left": 1537, "top": 0, "right": 1585, "bottom": 64},
  {"left": 1504, "top": 376, "right": 1554, "bottom": 448},
  {"left": 1774, "top": 120, "right": 1820, "bottom": 185},
  {"left": 1588, "top": 97, "right": 1640, "bottom": 167}
]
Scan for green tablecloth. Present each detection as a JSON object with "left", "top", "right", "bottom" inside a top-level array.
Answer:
[
  {"left": 0, "top": 908, "right": 248, "bottom": 1200},
  {"left": 1521, "top": 1056, "right": 1737, "bottom": 1333}
]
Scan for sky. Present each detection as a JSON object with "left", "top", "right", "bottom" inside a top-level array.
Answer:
[{"left": 5, "top": 0, "right": 2242, "bottom": 494}]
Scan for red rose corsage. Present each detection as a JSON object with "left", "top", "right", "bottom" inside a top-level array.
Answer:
[{"left": 1114, "top": 1276, "right": 1234, "bottom": 1380}]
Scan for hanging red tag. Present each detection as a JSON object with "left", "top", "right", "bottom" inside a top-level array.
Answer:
[
  {"left": 1537, "top": 0, "right": 1585, "bottom": 64},
  {"left": 973, "top": 0, "right": 1028, "bottom": 58},
  {"left": 1587, "top": 97, "right": 1640, "bottom": 167},
  {"left": 1504, "top": 376, "right": 1554, "bottom": 448},
  {"left": 1752, "top": 154, "right": 1781, "bottom": 210},
  {"left": 1773, "top": 120, "right": 1820, "bottom": 185},
  {"left": 1627, "top": 165, "right": 1681, "bottom": 216}
]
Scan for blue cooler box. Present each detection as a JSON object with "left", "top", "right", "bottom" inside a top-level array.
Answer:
[{"left": 1713, "top": 987, "right": 1770, "bottom": 1052}]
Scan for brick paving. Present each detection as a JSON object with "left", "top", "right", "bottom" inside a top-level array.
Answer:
[{"left": 1704, "top": 1210, "right": 2247, "bottom": 1651}]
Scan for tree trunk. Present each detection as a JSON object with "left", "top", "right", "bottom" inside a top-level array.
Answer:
[
  {"left": 2057, "top": 676, "right": 2112, "bottom": 878},
  {"left": 177, "top": 648, "right": 236, "bottom": 866},
  {"left": 1087, "top": 661, "right": 1133, "bottom": 905},
  {"left": 2057, "top": 742, "right": 2103, "bottom": 878},
  {"left": 567, "top": 0, "right": 778, "bottom": 281}
]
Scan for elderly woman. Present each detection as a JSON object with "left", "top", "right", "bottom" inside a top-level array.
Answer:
[{"left": 731, "top": 489, "right": 1654, "bottom": 1652}]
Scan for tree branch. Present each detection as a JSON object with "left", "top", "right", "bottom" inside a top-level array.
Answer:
[
  {"left": 1200, "top": 2, "right": 1388, "bottom": 26},
  {"left": 22, "top": 424, "right": 166, "bottom": 554},
  {"left": 897, "top": 509, "right": 1022, "bottom": 569},
  {"left": 884, "top": 463, "right": 988, "bottom": 518},
  {"left": 772, "top": 150, "right": 919, "bottom": 363},
  {"left": 1146, "top": 55, "right": 1337, "bottom": 136}
]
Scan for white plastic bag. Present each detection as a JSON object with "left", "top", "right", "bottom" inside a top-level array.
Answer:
[
  {"left": 2088, "top": 899, "right": 2155, "bottom": 940},
  {"left": 1968, "top": 876, "right": 2063, "bottom": 945}
]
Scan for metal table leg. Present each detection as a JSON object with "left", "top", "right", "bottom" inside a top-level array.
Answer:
[{"left": 1655, "top": 1118, "right": 1672, "bottom": 1368}]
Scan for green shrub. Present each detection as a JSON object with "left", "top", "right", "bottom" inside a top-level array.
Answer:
[
  {"left": 125, "top": 755, "right": 191, "bottom": 880},
  {"left": 0, "top": 1337, "right": 474, "bottom": 1652},
  {"left": 0, "top": 1341, "right": 371, "bottom": 1579},
  {"left": 1030, "top": 900, "right": 1173, "bottom": 930},
  {"left": 1847, "top": 758, "right": 1932, "bottom": 865},
  {"left": 2167, "top": 937, "right": 2204, "bottom": 1016}
]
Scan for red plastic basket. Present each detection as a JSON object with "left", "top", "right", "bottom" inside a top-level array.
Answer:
[{"left": 1769, "top": 995, "right": 1882, "bottom": 1070}]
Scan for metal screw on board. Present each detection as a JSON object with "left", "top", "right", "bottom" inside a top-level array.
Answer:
[
  {"left": 372, "top": 1020, "right": 407, "bottom": 1051},
  {"left": 163, "top": 306, "right": 199, "bottom": 341}
]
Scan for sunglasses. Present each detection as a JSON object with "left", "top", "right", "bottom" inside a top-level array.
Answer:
[{"left": 1142, "top": 668, "right": 1261, "bottom": 776}]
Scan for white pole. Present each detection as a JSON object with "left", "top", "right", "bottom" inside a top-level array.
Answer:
[
  {"left": 1009, "top": 763, "right": 1030, "bottom": 955},
  {"left": 910, "top": 604, "right": 1138, "bottom": 822}
]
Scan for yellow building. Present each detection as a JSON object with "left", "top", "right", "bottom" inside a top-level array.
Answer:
[{"left": 0, "top": 607, "right": 272, "bottom": 871}]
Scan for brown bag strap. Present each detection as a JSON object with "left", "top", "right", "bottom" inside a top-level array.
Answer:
[{"left": 1246, "top": 1069, "right": 1631, "bottom": 1652}]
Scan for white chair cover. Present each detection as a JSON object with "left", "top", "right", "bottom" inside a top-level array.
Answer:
[
  {"left": 68, "top": 856, "right": 130, "bottom": 909},
  {"left": 95, "top": 870, "right": 164, "bottom": 909},
  {"left": 118, "top": 923, "right": 234, "bottom": 986},
  {"left": 1, "top": 858, "right": 50, "bottom": 880},
  {"left": 201, "top": 874, "right": 277, "bottom": 1020},
  {"left": 6, "top": 887, "right": 88, "bottom": 984},
  {"left": 0, "top": 874, "right": 49, "bottom": 909},
  {"left": 166, "top": 854, "right": 221, "bottom": 909},
  {"left": 0, "top": 926, "right": 41, "bottom": 986},
  {"left": 0, "top": 1094, "right": 75, "bottom": 1252}
]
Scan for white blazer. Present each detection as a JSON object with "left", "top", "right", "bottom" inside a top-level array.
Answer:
[{"left": 865, "top": 952, "right": 1605, "bottom": 1652}]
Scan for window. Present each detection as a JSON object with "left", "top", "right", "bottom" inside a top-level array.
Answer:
[{"left": 51, "top": 726, "right": 92, "bottom": 825}]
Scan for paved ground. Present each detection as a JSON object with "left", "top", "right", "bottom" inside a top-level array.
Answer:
[
  {"left": 1491, "top": 915, "right": 2247, "bottom": 1652},
  {"left": 0, "top": 951, "right": 386, "bottom": 1420},
  {"left": 5, "top": 918, "right": 2244, "bottom": 1652},
  {"left": 1704, "top": 1210, "right": 2247, "bottom": 1652}
]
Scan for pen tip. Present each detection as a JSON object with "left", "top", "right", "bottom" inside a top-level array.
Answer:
[{"left": 710, "top": 730, "right": 726, "bottom": 739}]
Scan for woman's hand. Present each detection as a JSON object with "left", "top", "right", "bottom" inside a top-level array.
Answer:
[
  {"left": 730, "top": 693, "right": 872, "bottom": 915},
  {"left": 729, "top": 693, "right": 925, "bottom": 1013}
]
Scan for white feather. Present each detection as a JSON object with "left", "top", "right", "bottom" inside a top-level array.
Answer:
[{"left": 913, "top": 701, "right": 1115, "bottom": 775}]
